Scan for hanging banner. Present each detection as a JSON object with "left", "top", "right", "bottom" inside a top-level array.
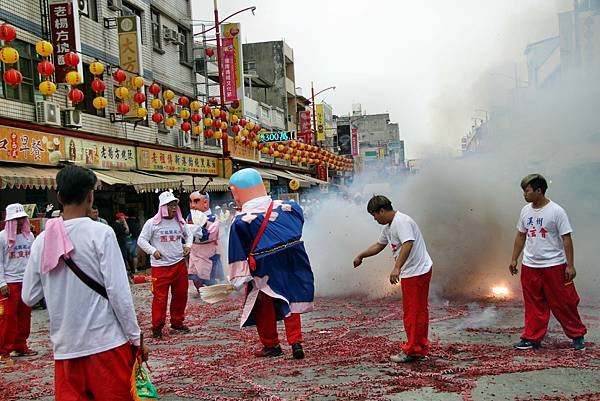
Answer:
[
  {"left": 64, "top": 136, "right": 136, "bottom": 170},
  {"left": 0, "top": 125, "right": 64, "bottom": 165},
  {"left": 222, "top": 23, "right": 244, "bottom": 118},
  {"left": 137, "top": 147, "right": 218, "bottom": 174},
  {"left": 316, "top": 165, "right": 328, "bottom": 182},
  {"left": 315, "top": 104, "right": 325, "bottom": 142},
  {"left": 117, "top": 15, "right": 145, "bottom": 119},
  {"left": 49, "top": 0, "right": 84, "bottom": 83},
  {"left": 299, "top": 110, "right": 311, "bottom": 143},
  {"left": 351, "top": 125, "right": 359, "bottom": 156}
]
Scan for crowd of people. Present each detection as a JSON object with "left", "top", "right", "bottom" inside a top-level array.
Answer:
[{"left": 0, "top": 166, "right": 587, "bottom": 400}]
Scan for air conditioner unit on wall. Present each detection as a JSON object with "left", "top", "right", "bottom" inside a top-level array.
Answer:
[
  {"left": 77, "top": 0, "right": 89, "bottom": 17},
  {"left": 171, "top": 29, "right": 182, "bottom": 44},
  {"left": 63, "top": 109, "right": 83, "bottom": 128},
  {"left": 35, "top": 101, "right": 61, "bottom": 127},
  {"left": 178, "top": 130, "right": 191, "bottom": 148},
  {"left": 162, "top": 26, "right": 173, "bottom": 41},
  {"left": 107, "top": 0, "right": 123, "bottom": 12}
]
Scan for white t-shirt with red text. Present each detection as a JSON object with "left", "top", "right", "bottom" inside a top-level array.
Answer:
[
  {"left": 517, "top": 200, "right": 573, "bottom": 268},
  {"left": 138, "top": 218, "right": 192, "bottom": 267},
  {"left": 378, "top": 211, "right": 433, "bottom": 278},
  {"left": 0, "top": 231, "right": 33, "bottom": 286}
]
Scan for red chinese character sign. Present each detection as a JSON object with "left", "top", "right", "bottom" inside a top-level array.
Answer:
[
  {"left": 49, "top": 0, "right": 83, "bottom": 83},
  {"left": 351, "top": 125, "right": 359, "bottom": 157},
  {"left": 221, "top": 23, "right": 244, "bottom": 118},
  {"left": 299, "top": 111, "right": 312, "bottom": 144}
]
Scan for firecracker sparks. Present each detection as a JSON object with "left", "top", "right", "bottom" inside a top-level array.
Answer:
[{"left": 491, "top": 285, "right": 510, "bottom": 299}]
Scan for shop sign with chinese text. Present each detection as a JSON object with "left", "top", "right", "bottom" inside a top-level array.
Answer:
[
  {"left": 49, "top": 0, "right": 84, "bottom": 83},
  {"left": 0, "top": 125, "right": 64, "bottom": 165},
  {"left": 64, "top": 136, "right": 136, "bottom": 170},
  {"left": 227, "top": 138, "right": 259, "bottom": 161},
  {"left": 137, "top": 147, "right": 218, "bottom": 174}
]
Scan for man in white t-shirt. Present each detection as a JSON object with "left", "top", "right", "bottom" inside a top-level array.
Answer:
[
  {"left": 354, "top": 195, "right": 433, "bottom": 363},
  {"left": 510, "top": 173, "right": 586, "bottom": 351},
  {"left": 21, "top": 165, "right": 147, "bottom": 400},
  {"left": 0, "top": 203, "right": 37, "bottom": 368},
  {"left": 138, "top": 191, "right": 192, "bottom": 339}
]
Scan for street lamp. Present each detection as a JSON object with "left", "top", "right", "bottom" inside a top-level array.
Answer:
[
  {"left": 194, "top": 2, "right": 256, "bottom": 155},
  {"left": 310, "top": 82, "right": 335, "bottom": 145}
]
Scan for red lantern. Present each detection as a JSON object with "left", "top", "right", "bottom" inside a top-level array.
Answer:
[
  {"left": 63, "top": 52, "right": 80, "bottom": 67},
  {"left": 253, "top": 124, "right": 261, "bottom": 133},
  {"left": 212, "top": 119, "right": 221, "bottom": 128},
  {"left": 133, "top": 91, "right": 146, "bottom": 104},
  {"left": 205, "top": 48, "right": 214, "bottom": 58},
  {"left": 91, "top": 78, "right": 106, "bottom": 94},
  {"left": 231, "top": 99, "right": 240, "bottom": 109},
  {"left": 3, "top": 68, "right": 22, "bottom": 86},
  {"left": 205, "top": 129, "right": 214, "bottom": 138},
  {"left": 232, "top": 125, "right": 240, "bottom": 134},
  {"left": 202, "top": 104, "right": 212, "bottom": 115},
  {"left": 219, "top": 109, "right": 227, "bottom": 120},
  {"left": 112, "top": 69, "right": 127, "bottom": 83},
  {"left": 116, "top": 102, "right": 130, "bottom": 114},
  {"left": 268, "top": 148, "right": 274, "bottom": 155},
  {"left": 239, "top": 119, "right": 247, "bottom": 127},
  {"left": 249, "top": 132, "right": 256, "bottom": 140},
  {"left": 221, "top": 132, "right": 228, "bottom": 141},
  {"left": 178, "top": 96, "right": 189, "bottom": 107},
  {"left": 67, "top": 87, "right": 84, "bottom": 103},
  {"left": 181, "top": 121, "right": 191, "bottom": 132},
  {"left": 152, "top": 113, "right": 164, "bottom": 123},
  {"left": 209, "top": 97, "right": 218, "bottom": 106},
  {"left": 0, "top": 23, "right": 17, "bottom": 43},
  {"left": 37, "top": 60, "right": 55, "bottom": 77},
  {"left": 149, "top": 82, "right": 161, "bottom": 96},
  {"left": 191, "top": 113, "right": 202, "bottom": 124},
  {"left": 164, "top": 103, "right": 175, "bottom": 115}
]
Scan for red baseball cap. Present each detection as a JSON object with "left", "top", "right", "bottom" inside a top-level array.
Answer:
[{"left": 115, "top": 212, "right": 128, "bottom": 219}]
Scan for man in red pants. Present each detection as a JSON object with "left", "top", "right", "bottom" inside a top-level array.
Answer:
[
  {"left": 228, "top": 168, "right": 314, "bottom": 359},
  {"left": 510, "top": 173, "right": 586, "bottom": 351},
  {"left": 0, "top": 203, "right": 37, "bottom": 368},
  {"left": 138, "top": 191, "right": 192, "bottom": 339},
  {"left": 354, "top": 195, "right": 433, "bottom": 363},
  {"left": 22, "top": 166, "right": 147, "bottom": 400}
]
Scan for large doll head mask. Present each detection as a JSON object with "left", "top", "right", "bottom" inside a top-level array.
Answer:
[
  {"left": 229, "top": 168, "right": 267, "bottom": 208},
  {"left": 190, "top": 191, "right": 210, "bottom": 212}
]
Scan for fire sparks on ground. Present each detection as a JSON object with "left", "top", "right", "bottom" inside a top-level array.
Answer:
[{"left": 491, "top": 285, "right": 511, "bottom": 299}]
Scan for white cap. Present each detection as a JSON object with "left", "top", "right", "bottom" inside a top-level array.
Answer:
[
  {"left": 5, "top": 203, "right": 28, "bottom": 221},
  {"left": 159, "top": 191, "right": 179, "bottom": 207}
]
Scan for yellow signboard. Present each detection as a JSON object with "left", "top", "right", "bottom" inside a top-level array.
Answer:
[
  {"left": 137, "top": 147, "right": 218, "bottom": 175},
  {"left": 64, "top": 136, "right": 136, "bottom": 170},
  {"left": 227, "top": 138, "right": 259, "bottom": 161},
  {"left": 316, "top": 104, "right": 325, "bottom": 142},
  {"left": 0, "top": 125, "right": 64, "bottom": 165}
]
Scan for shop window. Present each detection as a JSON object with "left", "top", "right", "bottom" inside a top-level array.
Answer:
[
  {"left": 151, "top": 9, "right": 162, "bottom": 52},
  {"left": 178, "top": 27, "right": 190, "bottom": 64},
  {"left": 78, "top": 63, "right": 106, "bottom": 117},
  {"left": 0, "top": 40, "right": 41, "bottom": 104}
]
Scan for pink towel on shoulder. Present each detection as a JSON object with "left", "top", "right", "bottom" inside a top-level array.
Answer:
[
  {"left": 42, "top": 217, "right": 74, "bottom": 274},
  {"left": 152, "top": 205, "right": 186, "bottom": 230},
  {"left": 5, "top": 218, "right": 34, "bottom": 251}
]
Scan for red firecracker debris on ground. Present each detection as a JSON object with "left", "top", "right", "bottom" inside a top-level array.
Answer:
[{"left": 1, "top": 286, "right": 599, "bottom": 400}]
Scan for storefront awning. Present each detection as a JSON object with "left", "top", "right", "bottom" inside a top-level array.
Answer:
[
  {"left": 92, "top": 170, "right": 183, "bottom": 193},
  {"left": 142, "top": 174, "right": 230, "bottom": 193},
  {"left": 261, "top": 168, "right": 312, "bottom": 188},
  {"left": 0, "top": 166, "right": 60, "bottom": 190},
  {"left": 253, "top": 168, "right": 278, "bottom": 180},
  {"left": 285, "top": 170, "right": 329, "bottom": 186}
]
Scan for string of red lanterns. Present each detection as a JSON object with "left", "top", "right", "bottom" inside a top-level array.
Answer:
[{"left": 0, "top": 23, "right": 23, "bottom": 87}]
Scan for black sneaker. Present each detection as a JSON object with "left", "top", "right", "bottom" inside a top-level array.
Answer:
[
  {"left": 390, "top": 353, "right": 425, "bottom": 363},
  {"left": 171, "top": 325, "right": 191, "bottom": 333},
  {"left": 572, "top": 336, "right": 586, "bottom": 351},
  {"left": 514, "top": 339, "right": 540, "bottom": 350},
  {"left": 152, "top": 329, "right": 163, "bottom": 339},
  {"left": 291, "top": 343, "right": 305, "bottom": 360},
  {"left": 254, "top": 345, "right": 283, "bottom": 357}
]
